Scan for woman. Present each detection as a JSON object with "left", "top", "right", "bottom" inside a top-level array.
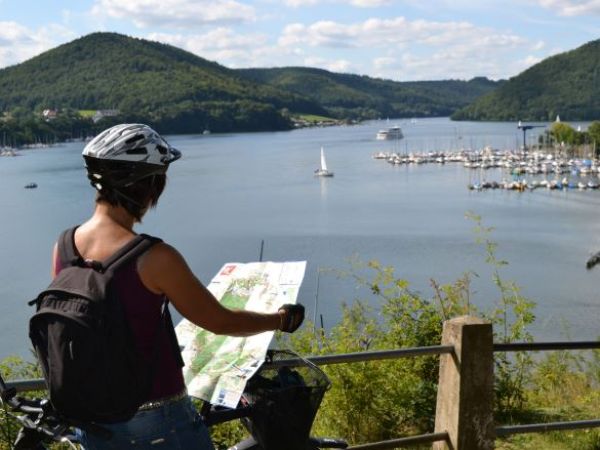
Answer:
[{"left": 52, "top": 123, "right": 304, "bottom": 449}]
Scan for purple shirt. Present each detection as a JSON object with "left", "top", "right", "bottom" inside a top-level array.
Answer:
[{"left": 55, "top": 255, "right": 185, "bottom": 402}]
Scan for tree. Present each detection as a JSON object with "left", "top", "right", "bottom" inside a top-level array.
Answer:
[
  {"left": 550, "top": 122, "right": 576, "bottom": 145},
  {"left": 589, "top": 121, "right": 600, "bottom": 145}
]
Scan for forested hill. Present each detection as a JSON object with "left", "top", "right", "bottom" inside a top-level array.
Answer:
[
  {"left": 0, "top": 32, "right": 324, "bottom": 133},
  {"left": 452, "top": 39, "right": 600, "bottom": 121},
  {"left": 0, "top": 32, "right": 502, "bottom": 137},
  {"left": 237, "top": 67, "right": 501, "bottom": 119}
]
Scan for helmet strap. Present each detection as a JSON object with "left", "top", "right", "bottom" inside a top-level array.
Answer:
[{"left": 112, "top": 188, "right": 146, "bottom": 210}]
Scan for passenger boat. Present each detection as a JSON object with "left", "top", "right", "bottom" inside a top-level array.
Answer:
[{"left": 376, "top": 126, "right": 403, "bottom": 141}]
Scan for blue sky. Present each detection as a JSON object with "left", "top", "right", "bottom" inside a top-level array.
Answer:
[{"left": 0, "top": 0, "right": 598, "bottom": 81}]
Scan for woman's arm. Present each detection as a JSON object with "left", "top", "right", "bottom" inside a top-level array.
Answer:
[{"left": 138, "top": 242, "right": 302, "bottom": 336}]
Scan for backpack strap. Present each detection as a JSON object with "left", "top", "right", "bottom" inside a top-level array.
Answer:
[
  {"left": 102, "top": 234, "right": 163, "bottom": 274},
  {"left": 56, "top": 228, "right": 163, "bottom": 273},
  {"left": 57, "top": 226, "right": 82, "bottom": 268}
]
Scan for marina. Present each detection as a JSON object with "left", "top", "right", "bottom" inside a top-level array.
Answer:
[{"left": 372, "top": 147, "right": 600, "bottom": 191}]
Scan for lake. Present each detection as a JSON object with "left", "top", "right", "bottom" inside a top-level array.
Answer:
[{"left": 1, "top": 117, "right": 598, "bottom": 359}]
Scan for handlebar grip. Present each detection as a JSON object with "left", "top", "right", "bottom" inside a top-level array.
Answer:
[{"left": 308, "top": 437, "right": 349, "bottom": 448}]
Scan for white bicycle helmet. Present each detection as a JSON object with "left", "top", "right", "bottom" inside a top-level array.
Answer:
[{"left": 82, "top": 123, "right": 181, "bottom": 190}]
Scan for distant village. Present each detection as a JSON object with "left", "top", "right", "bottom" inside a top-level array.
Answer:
[{"left": 42, "top": 108, "right": 120, "bottom": 123}]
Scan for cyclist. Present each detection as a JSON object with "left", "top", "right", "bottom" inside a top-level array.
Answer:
[{"left": 51, "top": 123, "right": 305, "bottom": 449}]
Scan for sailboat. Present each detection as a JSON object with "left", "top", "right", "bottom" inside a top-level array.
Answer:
[{"left": 314, "top": 147, "right": 334, "bottom": 177}]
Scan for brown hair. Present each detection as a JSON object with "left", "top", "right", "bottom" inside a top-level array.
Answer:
[{"left": 95, "top": 174, "right": 167, "bottom": 221}]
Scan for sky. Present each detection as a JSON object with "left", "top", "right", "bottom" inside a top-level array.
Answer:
[{"left": 0, "top": 0, "right": 598, "bottom": 81}]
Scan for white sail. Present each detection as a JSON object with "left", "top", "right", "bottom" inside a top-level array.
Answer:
[{"left": 320, "top": 147, "right": 328, "bottom": 171}]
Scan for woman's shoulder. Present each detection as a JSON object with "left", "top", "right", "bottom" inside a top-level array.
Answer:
[
  {"left": 139, "top": 240, "right": 190, "bottom": 273},
  {"left": 144, "top": 240, "right": 182, "bottom": 260},
  {"left": 137, "top": 240, "right": 192, "bottom": 294}
]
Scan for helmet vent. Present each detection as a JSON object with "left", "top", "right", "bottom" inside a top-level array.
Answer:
[
  {"left": 156, "top": 145, "right": 168, "bottom": 155},
  {"left": 125, "top": 134, "right": 145, "bottom": 144},
  {"left": 125, "top": 147, "right": 148, "bottom": 155}
]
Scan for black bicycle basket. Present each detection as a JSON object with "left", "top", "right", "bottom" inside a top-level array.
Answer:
[{"left": 241, "top": 349, "right": 330, "bottom": 450}]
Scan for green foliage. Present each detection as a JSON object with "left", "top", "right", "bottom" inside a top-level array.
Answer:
[
  {"left": 452, "top": 39, "right": 600, "bottom": 121},
  {"left": 467, "top": 212, "right": 536, "bottom": 416},
  {"left": 0, "top": 32, "right": 315, "bottom": 141},
  {"left": 277, "top": 214, "right": 539, "bottom": 446},
  {"left": 498, "top": 348, "right": 600, "bottom": 450},
  {"left": 285, "top": 303, "right": 440, "bottom": 444},
  {"left": 239, "top": 67, "right": 501, "bottom": 120},
  {"left": 0, "top": 111, "right": 98, "bottom": 146},
  {"left": 0, "top": 32, "right": 504, "bottom": 144},
  {"left": 550, "top": 122, "right": 577, "bottom": 145},
  {"left": 0, "top": 357, "right": 45, "bottom": 450},
  {"left": 588, "top": 121, "right": 600, "bottom": 145}
]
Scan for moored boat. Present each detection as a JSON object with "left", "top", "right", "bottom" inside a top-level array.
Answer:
[
  {"left": 376, "top": 126, "right": 403, "bottom": 141},
  {"left": 314, "top": 147, "right": 334, "bottom": 177}
]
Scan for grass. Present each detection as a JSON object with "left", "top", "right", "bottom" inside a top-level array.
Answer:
[
  {"left": 292, "top": 113, "right": 338, "bottom": 123},
  {"left": 497, "top": 430, "right": 600, "bottom": 450},
  {"left": 77, "top": 110, "right": 96, "bottom": 118}
]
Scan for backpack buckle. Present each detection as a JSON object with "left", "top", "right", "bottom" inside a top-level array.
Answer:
[{"left": 83, "top": 259, "right": 104, "bottom": 272}]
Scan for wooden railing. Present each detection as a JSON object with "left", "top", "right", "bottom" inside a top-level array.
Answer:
[{"left": 6, "top": 316, "right": 600, "bottom": 449}]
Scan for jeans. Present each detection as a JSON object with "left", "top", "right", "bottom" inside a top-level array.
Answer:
[{"left": 77, "top": 396, "right": 215, "bottom": 450}]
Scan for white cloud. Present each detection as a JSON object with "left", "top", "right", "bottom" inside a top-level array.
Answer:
[
  {"left": 521, "top": 55, "right": 543, "bottom": 67},
  {"left": 284, "top": 0, "right": 319, "bottom": 6},
  {"left": 532, "top": 40, "right": 545, "bottom": 51},
  {"left": 278, "top": 16, "right": 535, "bottom": 80},
  {"left": 304, "top": 56, "right": 352, "bottom": 72},
  {"left": 373, "top": 56, "right": 396, "bottom": 70},
  {"left": 283, "top": 0, "right": 391, "bottom": 7},
  {"left": 350, "top": 0, "right": 392, "bottom": 6},
  {"left": 148, "top": 29, "right": 358, "bottom": 71},
  {"left": 91, "top": 0, "right": 256, "bottom": 28},
  {"left": 0, "top": 22, "right": 76, "bottom": 68},
  {"left": 147, "top": 29, "right": 285, "bottom": 68},
  {"left": 279, "top": 17, "right": 526, "bottom": 49},
  {"left": 537, "top": 0, "right": 600, "bottom": 16}
]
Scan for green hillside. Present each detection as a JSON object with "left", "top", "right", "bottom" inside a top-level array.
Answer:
[
  {"left": 237, "top": 67, "right": 501, "bottom": 119},
  {"left": 452, "top": 39, "right": 600, "bottom": 121},
  {"left": 0, "top": 31, "right": 503, "bottom": 144},
  {"left": 0, "top": 32, "right": 324, "bottom": 133}
]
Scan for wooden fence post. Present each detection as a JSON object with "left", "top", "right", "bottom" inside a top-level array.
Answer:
[{"left": 433, "top": 316, "right": 495, "bottom": 450}]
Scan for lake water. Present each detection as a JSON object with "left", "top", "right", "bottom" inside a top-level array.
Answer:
[{"left": 1, "top": 117, "right": 599, "bottom": 359}]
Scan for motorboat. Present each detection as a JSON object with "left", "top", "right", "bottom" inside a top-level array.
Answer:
[
  {"left": 314, "top": 147, "right": 334, "bottom": 177},
  {"left": 376, "top": 126, "right": 403, "bottom": 141}
]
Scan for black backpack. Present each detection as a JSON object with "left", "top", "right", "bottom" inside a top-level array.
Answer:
[{"left": 29, "top": 227, "right": 179, "bottom": 424}]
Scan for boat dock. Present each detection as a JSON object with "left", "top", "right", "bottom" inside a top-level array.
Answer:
[{"left": 372, "top": 147, "right": 600, "bottom": 192}]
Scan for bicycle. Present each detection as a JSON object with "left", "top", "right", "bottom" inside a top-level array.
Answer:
[
  {"left": 202, "top": 349, "right": 348, "bottom": 450},
  {"left": 0, "top": 349, "right": 347, "bottom": 450}
]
